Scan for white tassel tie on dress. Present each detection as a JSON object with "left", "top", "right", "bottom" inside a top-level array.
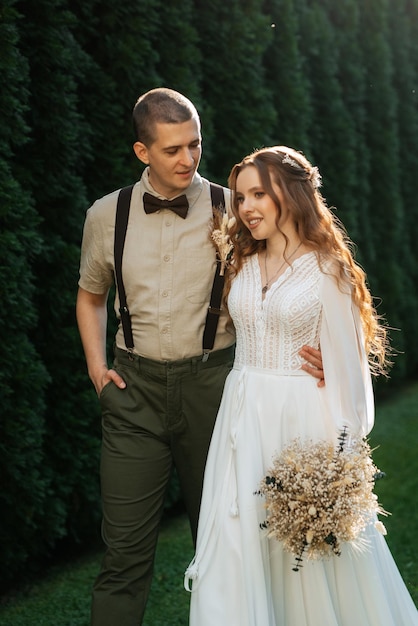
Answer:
[
  {"left": 229, "top": 368, "right": 247, "bottom": 517},
  {"left": 229, "top": 424, "right": 239, "bottom": 516},
  {"left": 184, "top": 557, "right": 199, "bottom": 591},
  {"left": 184, "top": 367, "right": 247, "bottom": 591}
]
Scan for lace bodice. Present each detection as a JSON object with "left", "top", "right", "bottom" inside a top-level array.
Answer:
[{"left": 228, "top": 252, "right": 323, "bottom": 370}]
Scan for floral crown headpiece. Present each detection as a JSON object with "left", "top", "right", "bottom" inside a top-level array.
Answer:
[{"left": 282, "top": 153, "right": 322, "bottom": 189}]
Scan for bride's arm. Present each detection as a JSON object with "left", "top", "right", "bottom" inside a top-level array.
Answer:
[{"left": 319, "top": 272, "right": 375, "bottom": 437}]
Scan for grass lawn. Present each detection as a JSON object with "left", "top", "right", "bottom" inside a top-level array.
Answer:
[
  {"left": 0, "top": 512, "right": 193, "bottom": 626},
  {"left": 0, "top": 383, "right": 417, "bottom": 625},
  {"left": 369, "top": 382, "right": 418, "bottom": 603}
]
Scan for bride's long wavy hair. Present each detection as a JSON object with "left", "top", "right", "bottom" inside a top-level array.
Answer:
[{"left": 225, "top": 146, "right": 390, "bottom": 376}]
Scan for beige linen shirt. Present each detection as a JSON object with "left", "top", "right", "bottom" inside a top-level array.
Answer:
[{"left": 78, "top": 168, "right": 235, "bottom": 361}]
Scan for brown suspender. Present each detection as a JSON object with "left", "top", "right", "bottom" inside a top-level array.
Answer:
[{"left": 113, "top": 183, "right": 227, "bottom": 358}]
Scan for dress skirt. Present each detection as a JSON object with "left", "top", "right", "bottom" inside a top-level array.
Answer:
[{"left": 186, "top": 365, "right": 418, "bottom": 626}]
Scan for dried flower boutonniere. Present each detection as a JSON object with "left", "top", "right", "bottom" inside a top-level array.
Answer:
[
  {"left": 257, "top": 428, "right": 388, "bottom": 571},
  {"left": 211, "top": 211, "right": 236, "bottom": 275}
]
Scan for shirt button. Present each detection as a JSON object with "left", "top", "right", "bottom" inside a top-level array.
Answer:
[
  {"left": 163, "top": 255, "right": 170, "bottom": 262},
  {"left": 162, "top": 290, "right": 168, "bottom": 298},
  {"left": 161, "top": 328, "right": 168, "bottom": 334},
  {"left": 166, "top": 220, "right": 172, "bottom": 227}
]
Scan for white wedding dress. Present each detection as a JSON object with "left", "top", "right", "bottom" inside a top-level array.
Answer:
[{"left": 185, "top": 252, "right": 418, "bottom": 626}]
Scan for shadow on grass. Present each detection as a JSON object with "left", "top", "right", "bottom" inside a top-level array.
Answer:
[{"left": 0, "top": 507, "right": 193, "bottom": 626}]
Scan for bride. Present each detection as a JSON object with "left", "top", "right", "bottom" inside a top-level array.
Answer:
[{"left": 185, "top": 146, "right": 418, "bottom": 625}]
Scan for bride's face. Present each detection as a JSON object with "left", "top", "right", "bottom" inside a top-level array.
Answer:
[{"left": 235, "top": 166, "right": 287, "bottom": 241}]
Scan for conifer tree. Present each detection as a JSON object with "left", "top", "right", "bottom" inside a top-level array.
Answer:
[
  {"left": 152, "top": 0, "right": 201, "bottom": 101},
  {"left": 68, "top": 0, "right": 162, "bottom": 201},
  {"left": 0, "top": 0, "right": 49, "bottom": 581},
  {"left": 263, "top": 0, "right": 313, "bottom": 157},
  {"left": 358, "top": 0, "right": 406, "bottom": 376},
  {"left": 15, "top": 0, "right": 104, "bottom": 550},
  {"left": 297, "top": 3, "right": 358, "bottom": 239},
  {"left": 319, "top": 0, "right": 373, "bottom": 265},
  {"left": 386, "top": 0, "right": 418, "bottom": 376},
  {"left": 192, "top": 0, "right": 276, "bottom": 182}
]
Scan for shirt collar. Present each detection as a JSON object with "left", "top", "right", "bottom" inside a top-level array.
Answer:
[{"left": 141, "top": 167, "right": 203, "bottom": 210}]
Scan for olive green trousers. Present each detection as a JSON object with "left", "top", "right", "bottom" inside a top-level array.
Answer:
[{"left": 91, "top": 345, "right": 234, "bottom": 626}]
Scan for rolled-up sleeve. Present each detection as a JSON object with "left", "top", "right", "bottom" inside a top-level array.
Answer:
[{"left": 79, "top": 202, "right": 114, "bottom": 295}]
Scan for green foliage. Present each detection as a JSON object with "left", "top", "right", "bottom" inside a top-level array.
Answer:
[
  {"left": 12, "top": 0, "right": 103, "bottom": 556},
  {"left": 263, "top": 0, "right": 313, "bottom": 154},
  {"left": 323, "top": 0, "right": 373, "bottom": 265},
  {"left": 0, "top": 0, "right": 50, "bottom": 582},
  {"left": 67, "top": 0, "right": 162, "bottom": 198},
  {"left": 358, "top": 0, "right": 408, "bottom": 378},
  {"left": 386, "top": 0, "right": 418, "bottom": 377},
  {"left": 193, "top": 0, "right": 276, "bottom": 182},
  {"left": 1, "top": 0, "right": 418, "bottom": 588},
  {"left": 152, "top": 0, "right": 202, "bottom": 100},
  {"left": 298, "top": 3, "right": 359, "bottom": 238}
]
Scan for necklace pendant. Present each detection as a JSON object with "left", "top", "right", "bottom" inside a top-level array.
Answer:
[{"left": 262, "top": 285, "right": 268, "bottom": 294}]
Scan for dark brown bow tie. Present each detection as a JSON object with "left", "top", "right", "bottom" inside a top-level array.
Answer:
[{"left": 143, "top": 192, "right": 189, "bottom": 219}]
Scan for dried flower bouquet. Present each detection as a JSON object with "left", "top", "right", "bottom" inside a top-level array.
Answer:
[{"left": 258, "top": 428, "right": 388, "bottom": 571}]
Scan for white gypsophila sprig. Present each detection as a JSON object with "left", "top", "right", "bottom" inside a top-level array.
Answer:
[
  {"left": 282, "top": 153, "right": 322, "bottom": 189},
  {"left": 282, "top": 153, "right": 299, "bottom": 168},
  {"left": 211, "top": 212, "right": 236, "bottom": 275},
  {"left": 257, "top": 430, "right": 388, "bottom": 572},
  {"left": 310, "top": 166, "right": 322, "bottom": 189}
]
